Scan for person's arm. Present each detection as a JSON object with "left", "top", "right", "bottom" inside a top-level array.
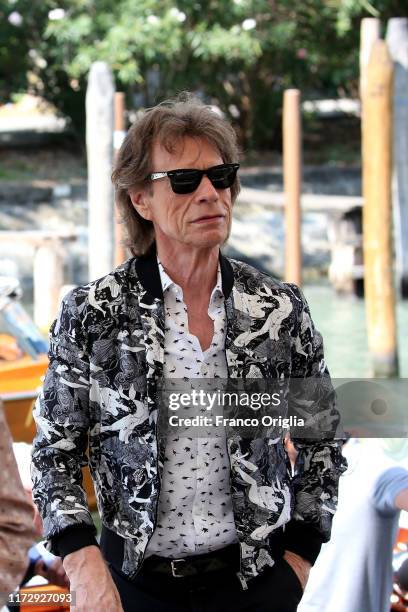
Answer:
[
  {"left": 20, "top": 543, "right": 69, "bottom": 589},
  {"left": 0, "top": 404, "right": 37, "bottom": 605},
  {"left": 374, "top": 466, "right": 408, "bottom": 514},
  {"left": 63, "top": 545, "right": 123, "bottom": 611},
  {"left": 283, "top": 285, "right": 348, "bottom": 581},
  {"left": 31, "top": 288, "right": 97, "bottom": 556},
  {"left": 30, "top": 289, "right": 123, "bottom": 611}
]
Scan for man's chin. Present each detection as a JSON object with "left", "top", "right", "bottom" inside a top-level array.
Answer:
[
  {"left": 193, "top": 225, "right": 230, "bottom": 246},
  {"left": 191, "top": 236, "right": 226, "bottom": 250}
]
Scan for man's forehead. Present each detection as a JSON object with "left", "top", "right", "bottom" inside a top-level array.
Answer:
[{"left": 151, "top": 136, "right": 222, "bottom": 169}]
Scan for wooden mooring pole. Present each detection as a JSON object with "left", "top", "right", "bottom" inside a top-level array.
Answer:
[
  {"left": 114, "top": 92, "right": 127, "bottom": 267},
  {"left": 360, "top": 18, "right": 381, "bottom": 97},
  {"left": 86, "top": 62, "right": 114, "bottom": 280},
  {"left": 283, "top": 89, "right": 302, "bottom": 286},
  {"left": 362, "top": 40, "right": 399, "bottom": 377},
  {"left": 386, "top": 18, "right": 408, "bottom": 298}
]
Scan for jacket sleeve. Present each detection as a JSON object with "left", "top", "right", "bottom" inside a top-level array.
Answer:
[
  {"left": 283, "top": 283, "right": 348, "bottom": 564},
  {"left": 0, "top": 404, "right": 37, "bottom": 605},
  {"left": 31, "top": 289, "right": 98, "bottom": 559}
]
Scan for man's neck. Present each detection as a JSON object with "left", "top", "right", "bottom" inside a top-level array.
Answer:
[{"left": 156, "top": 244, "right": 220, "bottom": 297}]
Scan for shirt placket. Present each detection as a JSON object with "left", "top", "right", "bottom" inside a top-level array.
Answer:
[
  {"left": 149, "top": 261, "right": 236, "bottom": 558},
  {"left": 170, "top": 283, "right": 199, "bottom": 554},
  {"left": 194, "top": 288, "right": 227, "bottom": 550}
]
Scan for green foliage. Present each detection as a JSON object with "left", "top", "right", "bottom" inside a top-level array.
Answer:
[{"left": 0, "top": 0, "right": 407, "bottom": 146}]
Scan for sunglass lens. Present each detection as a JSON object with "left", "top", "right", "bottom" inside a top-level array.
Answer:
[
  {"left": 170, "top": 170, "right": 201, "bottom": 194},
  {"left": 208, "top": 165, "right": 237, "bottom": 189},
  {"left": 168, "top": 164, "right": 238, "bottom": 194}
]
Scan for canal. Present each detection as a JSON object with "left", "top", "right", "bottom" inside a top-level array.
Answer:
[{"left": 303, "top": 282, "right": 408, "bottom": 378}]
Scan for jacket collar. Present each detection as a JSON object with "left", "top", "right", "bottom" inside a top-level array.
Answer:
[{"left": 135, "top": 246, "right": 234, "bottom": 300}]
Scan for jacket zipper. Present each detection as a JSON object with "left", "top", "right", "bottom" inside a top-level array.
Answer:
[
  {"left": 224, "top": 432, "right": 248, "bottom": 590},
  {"left": 131, "top": 300, "right": 164, "bottom": 579},
  {"left": 224, "top": 315, "right": 248, "bottom": 590},
  {"left": 130, "top": 416, "right": 162, "bottom": 579}
]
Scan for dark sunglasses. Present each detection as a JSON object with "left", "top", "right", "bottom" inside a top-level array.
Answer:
[{"left": 146, "top": 163, "right": 240, "bottom": 194}]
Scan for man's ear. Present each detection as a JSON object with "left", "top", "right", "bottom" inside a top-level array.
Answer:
[{"left": 128, "top": 189, "right": 153, "bottom": 221}]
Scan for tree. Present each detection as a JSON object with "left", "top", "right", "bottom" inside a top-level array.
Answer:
[{"left": 0, "top": 0, "right": 407, "bottom": 148}]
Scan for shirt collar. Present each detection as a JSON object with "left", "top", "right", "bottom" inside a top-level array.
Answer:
[
  {"left": 134, "top": 246, "right": 234, "bottom": 300},
  {"left": 157, "top": 256, "right": 224, "bottom": 302},
  {"left": 157, "top": 258, "right": 174, "bottom": 293}
]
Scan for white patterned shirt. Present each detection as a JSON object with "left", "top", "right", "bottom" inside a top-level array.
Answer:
[{"left": 144, "top": 258, "right": 238, "bottom": 558}]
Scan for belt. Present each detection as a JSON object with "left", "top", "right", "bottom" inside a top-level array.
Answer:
[
  {"left": 101, "top": 524, "right": 286, "bottom": 580},
  {"left": 142, "top": 543, "right": 240, "bottom": 578}
]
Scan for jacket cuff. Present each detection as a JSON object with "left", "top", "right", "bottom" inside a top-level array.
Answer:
[
  {"left": 283, "top": 520, "right": 324, "bottom": 565},
  {"left": 50, "top": 525, "right": 99, "bottom": 559}
]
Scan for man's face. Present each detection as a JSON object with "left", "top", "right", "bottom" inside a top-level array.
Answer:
[{"left": 130, "top": 136, "right": 233, "bottom": 251}]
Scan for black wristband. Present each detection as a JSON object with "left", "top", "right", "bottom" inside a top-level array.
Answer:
[
  {"left": 283, "top": 520, "right": 324, "bottom": 565},
  {"left": 50, "top": 525, "right": 99, "bottom": 559}
]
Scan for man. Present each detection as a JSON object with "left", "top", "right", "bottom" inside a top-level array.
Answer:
[
  {"left": 31, "top": 93, "right": 347, "bottom": 612},
  {"left": 298, "top": 438, "right": 408, "bottom": 612},
  {"left": 0, "top": 404, "right": 36, "bottom": 608}
]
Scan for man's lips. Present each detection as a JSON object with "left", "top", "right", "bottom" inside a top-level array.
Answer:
[{"left": 191, "top": 214, "right": 225, "bottom": 223}]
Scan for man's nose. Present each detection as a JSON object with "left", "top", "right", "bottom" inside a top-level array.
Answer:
[{"left": 196, "top": 175, "right": 219, "bottom": 201}]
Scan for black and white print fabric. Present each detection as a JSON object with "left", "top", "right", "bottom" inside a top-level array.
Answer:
[
  {"left": 31, "top": 252, "right": 347, "bottom": 582},
  {"left": 145, "top": 259, "right": 237, "bottom": 557}
]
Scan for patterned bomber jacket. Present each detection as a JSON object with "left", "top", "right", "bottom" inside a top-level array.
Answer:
[{"left": 31, "top": 251, "right": 347, "bottom": 583}]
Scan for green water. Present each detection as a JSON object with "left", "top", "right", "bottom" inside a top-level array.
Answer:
[
  {"left": 16, "top": 285, "right": 408, "bottom": 378},
  {"left": 303, "top": 283, "right": 408, "bottom": 378}
]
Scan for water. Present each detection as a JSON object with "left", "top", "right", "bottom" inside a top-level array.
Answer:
[
  {"left": 231, "top": 185, "right": 407, "bottom": 379},
  {"left": 8, "top": 278, "right": 408, "bottom": 379},
  {"left": 303, "top": 283, "right": 408, "bottom": 378}
]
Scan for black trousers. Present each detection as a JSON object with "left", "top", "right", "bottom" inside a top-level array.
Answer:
[{"left": 109, "top": 557, "right": 304, "bottom": 612}]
